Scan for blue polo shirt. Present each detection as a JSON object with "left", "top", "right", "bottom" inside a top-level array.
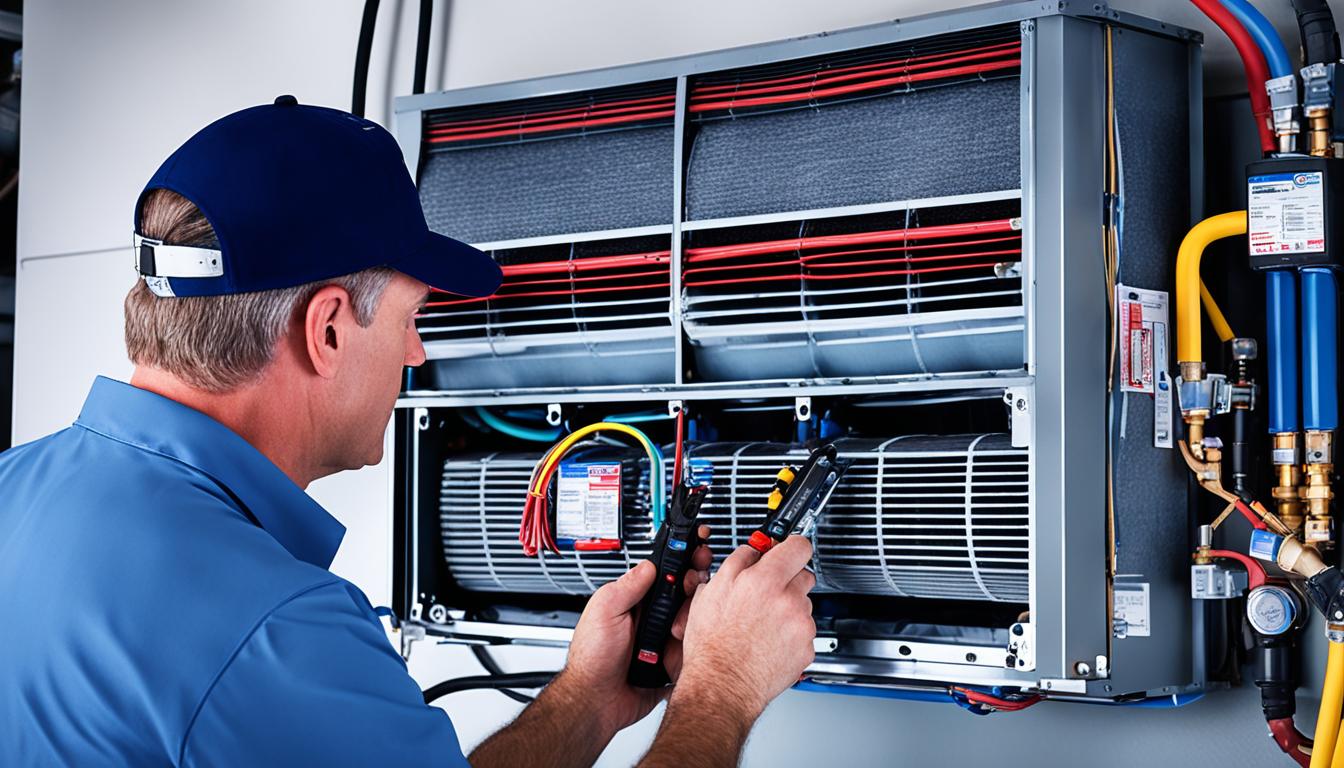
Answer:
[{"left": 0, "top": 377, "right": 468, "bottom": 766}]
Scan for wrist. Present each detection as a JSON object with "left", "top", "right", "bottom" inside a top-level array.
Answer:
[
  {"left": 669, "top": 665, "right": 767, "bottom": 727},
  {"left": 544, "top": 668, "right": 624, "bottom": 742}
]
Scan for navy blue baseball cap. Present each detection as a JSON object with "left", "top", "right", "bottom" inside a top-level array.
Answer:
[{"left": 133, "top": 94, "right": 501, "bottom": 299}]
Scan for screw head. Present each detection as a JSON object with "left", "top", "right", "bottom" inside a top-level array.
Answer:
[
  {"left": 1015, "top": 399, "right": 1027, "bottom": 411},
  {"left": 1075, "top": 661, "right": 1092, "bottom": 676}
]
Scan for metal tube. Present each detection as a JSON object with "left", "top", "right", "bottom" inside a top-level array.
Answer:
[{"left": 1302, "top": 267, "right": 1339, "bottom": 431}]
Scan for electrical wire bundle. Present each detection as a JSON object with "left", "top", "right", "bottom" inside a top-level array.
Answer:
[{"left": 518, "top": 422, "right": 666, "bottom": 557}]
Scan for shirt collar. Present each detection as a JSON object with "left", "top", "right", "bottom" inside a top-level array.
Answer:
[{"left": 73, "top": 376, "right": 346, "bottom": 569}]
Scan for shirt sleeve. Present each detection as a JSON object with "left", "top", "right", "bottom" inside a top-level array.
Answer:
[{"left": 180, "top": 580, "right": 468, "bottom": 768}]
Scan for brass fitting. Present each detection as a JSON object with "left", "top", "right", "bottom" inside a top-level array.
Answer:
[
  {"left": 1179, "top": 361, "right": 1206, "bottom": 383},
  {"left": 1307, "top": 109, "right": 1333, "bottom": 157},
  {"left": 1302, "top": 430, "right": 1335, "bottom": 546},
  {"left": 1186, "top": 412, "right": 1208, "bottom": 461},
  {"left": 1272, "top": 432, "right": 1305, "bottom": 532},
  {"left": 1193, "top": 524, "right": 1213, "bottom": 565}
]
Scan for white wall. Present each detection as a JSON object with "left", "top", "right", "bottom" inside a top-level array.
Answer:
[{"left": 16, "top": 1, "right": 1340, "bottom": 766}]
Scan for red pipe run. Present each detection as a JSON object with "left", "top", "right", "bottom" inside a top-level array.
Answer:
[{"left": 1187, "top": 0, "right": 1276, "bottom": 154}]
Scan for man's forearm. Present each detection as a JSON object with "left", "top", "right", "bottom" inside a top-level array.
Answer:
[
  {"left": 638, "top": 678, "right": 762, "bottom": 768},
  {"left": 469, "top": 671, "right": 619, "bottom": 768}
]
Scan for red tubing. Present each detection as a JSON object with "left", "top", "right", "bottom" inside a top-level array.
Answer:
[
  {"left": 427, "top": 93, "right": 675, "bottom": 133},
  {"left": 426, "top": 108, "right": 675, "bottom": 144},
  {"left": 684, "top": 219, "right": 1017, "bottom": 263},
  {"left": 1188, "top": 0, "right": 1276, "bottom": 154},
  {"left": 1203, "top": 549, "right": 1268, "bottom": 590},
  {"left": 1267, "top": 718, "right": 1312, "bottom": 768}
]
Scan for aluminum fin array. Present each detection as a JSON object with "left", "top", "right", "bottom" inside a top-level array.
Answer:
[
  {"left": 417, "top": 239, "right": 676, "bottom": 389},
  {"left": 440, "top": 435, "right": 1028, "bottom": 602},
  {"left": 682, "top": 211, "right": 1025, "bottom": 380}
]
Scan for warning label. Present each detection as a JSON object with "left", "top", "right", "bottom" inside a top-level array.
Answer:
[
  {"left": 556, "top": 463, "right": 621, "bottom": 542},
  {"left": 1116, "top": 285, "right": 1168, "bottom": 395},
  {"left": 1248, "top": 171, "right": 1326, "bottom": 255},
  {"left": 1113, "top": 582, "right": 1151, "bottom": 638}
]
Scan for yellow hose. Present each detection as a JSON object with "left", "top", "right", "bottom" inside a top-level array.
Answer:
[
  {"left": 1175, "top": 211, "right": 1246, "bottom": 366},
  {"left": 1312, "top": 641, "right": 1344, "bottom": 768},
  {"left": 1199, "top": 281, "right": 1235, "bottom": 343}
]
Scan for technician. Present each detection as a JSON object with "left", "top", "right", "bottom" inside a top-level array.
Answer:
[{"left": 0, "top": 97, "right": 817, "bottom": 766}]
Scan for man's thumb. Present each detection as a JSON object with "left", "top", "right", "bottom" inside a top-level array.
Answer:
[{"left": 593, "top": 559, "right": 655, "bottom": 614}]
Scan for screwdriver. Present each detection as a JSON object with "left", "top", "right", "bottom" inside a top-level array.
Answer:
[
  {"left": 628, "top": 482, "right": 708, "bottom": 688},
  {"left": 748, "top": 443, "right": 849, "bottom": 553}
]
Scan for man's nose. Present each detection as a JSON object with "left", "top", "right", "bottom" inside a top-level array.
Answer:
[{"left": 406, "top": 326, "right": 427, "bottom": 367}]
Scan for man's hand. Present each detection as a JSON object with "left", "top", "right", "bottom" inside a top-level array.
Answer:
[
  {"left": 469, "top": 528, "right": 712, "bottom": 768},
  {"left": 554, "top": 525, "right": 714, "bottom": 735},
  {"left": 638, "top": 536, "right": 817, "bottom": 768}
]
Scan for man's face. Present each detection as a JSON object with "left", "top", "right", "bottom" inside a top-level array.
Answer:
[{"left": 331, "top": 272, "right": 429, "bottom": 469}]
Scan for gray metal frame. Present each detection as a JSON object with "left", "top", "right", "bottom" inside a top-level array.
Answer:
[{"left": 390, "top": 1, "right": 1203, "bottom": 697}]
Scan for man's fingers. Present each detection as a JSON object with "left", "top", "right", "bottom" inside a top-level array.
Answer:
[
  {"left": 750, "top": 535, "right": 815, "bottom": 584},
  {"left": 671, "top": 590, "right": 693, "bottom": 639},
  {"left": 714, "top": 543, "right": 764, "bottom": 581},
  {"left": 787, "top": 567, "right": 817, "bottom": 595},
  {"left": 691, "top": 544, "right": 713, "bottom": 572},
  {"left": 683, "top": 567, "right": 707, "bottom": 597},
  {"left": 590, "top": 560, "right": 654, "bottom": 614}
]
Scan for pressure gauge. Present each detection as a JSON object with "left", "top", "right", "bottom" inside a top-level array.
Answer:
[{"left": 1246, "top": 586, "right": 1298, "bottom": 636}]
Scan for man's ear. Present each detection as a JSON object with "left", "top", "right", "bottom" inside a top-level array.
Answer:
[{"left": 303, "top": 284, "right": 355, "bottom": 379}]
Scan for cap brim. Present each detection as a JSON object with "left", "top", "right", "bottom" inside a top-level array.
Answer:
[{"left": 395, "top": 231, "right": 502, "bottom": 298}]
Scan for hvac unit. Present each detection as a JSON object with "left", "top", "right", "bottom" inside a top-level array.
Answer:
[{"left": 391, "top": 2, "right": 1208, "bottom": 701}]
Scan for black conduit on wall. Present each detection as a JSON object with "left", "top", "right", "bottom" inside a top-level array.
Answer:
[
  {"left": 1290, "top": 0, "right": 1341, "bottom": 65},
  {"left": 413, "top": 0, "right": 434, "bottom": 95},
  {"left": 351, "top": 0, "right": 381, "bottom": 117}
]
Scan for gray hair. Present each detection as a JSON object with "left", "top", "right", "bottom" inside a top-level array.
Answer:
[{"left": 125, "top": 189, "right": 395, "bottom": 392}]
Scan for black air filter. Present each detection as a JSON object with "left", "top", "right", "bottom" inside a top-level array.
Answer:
[
  {"left": 685, "top": 25, "right": 1021, "bottom": 220},
  {"left": 419, "top": 81, "right": 676, "bottom": 244}
]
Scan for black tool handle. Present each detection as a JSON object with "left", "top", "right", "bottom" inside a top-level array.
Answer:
[{"left": 628, "top": 520, "right": 699, "bottom": 688}]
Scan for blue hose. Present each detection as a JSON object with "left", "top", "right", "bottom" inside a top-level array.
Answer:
[
  {"left": 1221, "top": 0, "right": 1295, "bottom": 79},
  {"left": 472, "top": 407, "right": 563, "bottom": 442},
  {"left": 1302, "top": 267, "right": 1339, "bottom": 431},
  {"left": 1267, "top": 270, "right": 1300, "bottom": 434},
  {"left": 603, "top": 410, "right": 673, "bottom": 424}
]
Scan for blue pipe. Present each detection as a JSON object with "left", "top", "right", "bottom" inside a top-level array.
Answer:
[
  {"left": 1267, "top": 270, "right": 1300, "bottom": 434},
  {"left": 603, "top": 410, "right": 673, "bottom": 424},
  {"left": 472, "top": 407, "right": 563, "bottom": 442},
  {"left": 1302, "top": 267, "right": 1339, "bottom": 431},
  {"left": 1221, "top": 0, "right": 1295, "bottom": 79}
]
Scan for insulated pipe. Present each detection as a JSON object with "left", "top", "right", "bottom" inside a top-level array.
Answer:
[
  {"left": 1312, "top": 640, "right": 1344, "bottom": 768},
  {"left": 1302, "top": 268, "right": 1339, "bottom": 431},
  {"left": 1176, "top": 212, "right": 1248, "bottom": 370},
  {"left": 1221, "top": 0, "right": 1294, "bottom": 79},
  {"left": 1268, "top": 270, "right": 1301, "bottom": 434},
  {"left": 1291, "top": 0, "right": 1342, "bottom": 66},
  {"left": 1189, "top": 0, "right": 1278, "bottom": 154}
]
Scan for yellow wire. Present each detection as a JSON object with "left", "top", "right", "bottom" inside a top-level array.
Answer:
[
  {"left": 1176, "top": 211, "right": 1246, "bottom": 365},
  {"left": 1199, "top": 280, "right": 1235, "bottom": 343},
  {"left": 529, "top": 421, "right": 661, "bottom": 497},
  {"left": 1312, "top": 641, "right": 1344, "bottom": 768}
]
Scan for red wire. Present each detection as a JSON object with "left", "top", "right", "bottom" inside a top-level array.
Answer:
[
  {"left": 680, "top": 246, "right": 1020, "bottom": 280},
  {"left": 689, "top": 45, "right": 1020, "bottom": 104},
  {"left": 1187, "top": 0, "right": 1276, "bottom": 154},
  {"left": 688, "top": 59, "right": 1019, "bottom": 113},
  {"left": 673, "top": 409, "right": 685, "bottom": 486},
  {"left": 426, "top": 108, "right": 675, "bottom": 144},
  {"left": 684, "top": 219, "right": 1017, "bottom": 263},
  {"left": 427, "top": 94, "right": 675, "bottom": 134},
  {"left": 953, "top": 687, "right": 1041, "bottom": 712},
  {"left": 691, "top": 41, "right": 1021, "bottom": 96},
  {"left": 490, "top": 268, "right": 668, "bottom": 291},
  {"left": 497, "top": 251, "right": 671, "bottom": 277},
  {"left": 1204, "top": 549, "right": 1268, "bottom": 590},
  {"left": 425, "top": 280, "right": 671, "bottom": 307},
  {"left": 1233, "top": 499, "right": 1269, "bottom": 531},
  {"left": 1267, "top": 717, "right": 1312, "bottom": 768},
  {"left": 683, "top": 261, "right": 1002, "bottom": 289},
  {"left": 800, "top": 235, "right": 1022, "bottom": 263}
]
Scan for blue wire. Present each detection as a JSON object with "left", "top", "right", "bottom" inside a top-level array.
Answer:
[
  {"left": 473, "top": 407, "right": 563, "bottom": 443},
  {"left": 603, "top": 410, "right": 674, "bottom": 424},
  {"left": 1220, "top": 0, "right": 1294, "bottom": 79}
]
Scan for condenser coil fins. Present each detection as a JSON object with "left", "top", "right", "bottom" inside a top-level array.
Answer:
[
  {"left": 684, "top": 26, "right": 1021, "bottom": 221},
  {"left": 419, "top": 81, "right": 676, "bottom": 244},
  {"left": 440, "top": 435, "right": 1027, "bottom": 602},
  {"left": 682, "top": 202, "right": 1024, "bottom": 381},
  {"left": 418, "top": 235, "right": 675, "bottom": 389}
]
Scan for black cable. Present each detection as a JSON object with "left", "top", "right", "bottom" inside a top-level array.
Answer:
[
  {"left": 351, "top": 0, "right": 381, "bottom": 117},
  {"left": 471, "top": 645, "right": 535, "bottom": 704},
  {"left": 1290, "top": 0, "right": 1340, "bottom": 66},
  {"left": 423, "top": 672, "right": 557, "bottom": 704},
  {"left": 412, "top": 0, "right": 434, "bottom": 95}
]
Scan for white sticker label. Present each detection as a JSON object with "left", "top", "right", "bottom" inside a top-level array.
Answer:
[
  {"left": 1115, "top": 285, "right": 1172, "bottom": 448},
  {"left": 555, "top": 463, "right": 621, "bottom": 542},
  {"left": 1248, "top": 171, "right": 1326, "bottom": 255},
  {"left": 1113, "top": 582, "right": 1151, "bottom": 638}
]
